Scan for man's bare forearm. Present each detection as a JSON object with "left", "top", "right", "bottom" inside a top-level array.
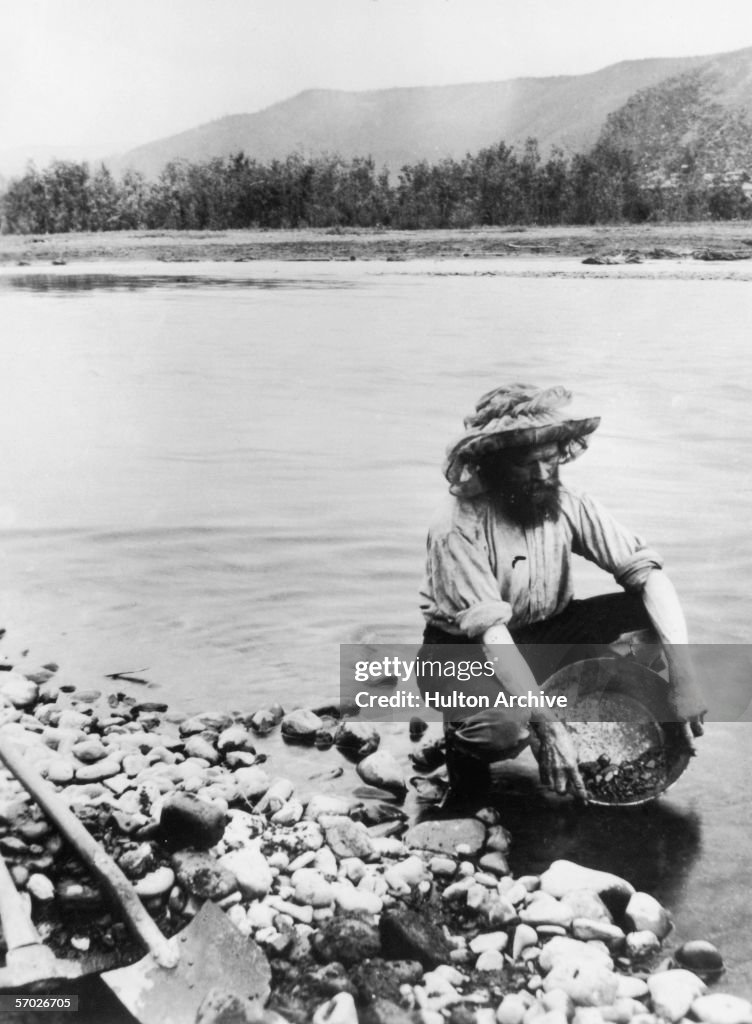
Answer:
[{"left": 481, "top": 622, "right": 557, "bottom": 723}]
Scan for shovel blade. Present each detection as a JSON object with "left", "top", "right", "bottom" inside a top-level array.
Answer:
[{"left": 101, "top": 902, "right": 270, "bottom": 1024}]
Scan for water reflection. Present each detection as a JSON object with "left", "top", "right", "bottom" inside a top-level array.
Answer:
[{"left": 1, "top": 273, "right": 353, "bottom": 292}]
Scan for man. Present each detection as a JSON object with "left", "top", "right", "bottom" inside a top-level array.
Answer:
[{"left": 418, "top": 383, "right": 706, "bottom": 800}]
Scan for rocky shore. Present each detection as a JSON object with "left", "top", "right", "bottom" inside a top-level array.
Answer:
[{"left": 0, "top": 661, "right": 749, "bottom": 1024}]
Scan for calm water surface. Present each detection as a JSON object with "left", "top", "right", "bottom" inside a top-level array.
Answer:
[{"left": 0, "top": 258, "right": 751, "bottom": 990}]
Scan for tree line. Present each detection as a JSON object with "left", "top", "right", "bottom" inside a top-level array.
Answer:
[{"left": 2, "top": 138, "right": 751, "bottom": 234}]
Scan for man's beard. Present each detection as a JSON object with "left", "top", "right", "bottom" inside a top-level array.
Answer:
[{"left": 488, "top": 479, "right": 562, "bottom": 528}]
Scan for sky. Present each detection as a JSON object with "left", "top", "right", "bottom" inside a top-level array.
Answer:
[{"left": 2, "top": 0, "right": 752, "bottom": 160}]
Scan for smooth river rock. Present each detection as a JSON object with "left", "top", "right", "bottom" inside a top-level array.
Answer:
[
  {"left": 539, "top": 860, "right": 634, "bottom": 908},
  {"left": 356, "top": 750, "right": 407, "bottom": 796},
  {"left": 647, "top": 969, "right": 707, "bottom": 1022},
  {"left": 692, "top": 994, "right": 752, "bottom": 1024},
  {"left": 624, "top": 891, "right": 672, "bottom": 939},
  {"left": 281, "top": 708, "right": 323, "bottom": 742}
]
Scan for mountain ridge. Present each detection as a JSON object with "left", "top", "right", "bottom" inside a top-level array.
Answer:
[{"left": 103, "top": 52, "right": 715, "bottom": 178}]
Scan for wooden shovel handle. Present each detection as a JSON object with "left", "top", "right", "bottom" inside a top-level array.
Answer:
[
  {"left": 0, "top": 737, "right": 178, "bottom": 969},
  {"left": 0, "top": 851, "right": 41, "bottom": 952}
]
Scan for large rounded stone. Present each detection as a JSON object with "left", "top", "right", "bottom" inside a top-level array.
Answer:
[
  {"left": 159, "top": 793, "right": 227, "bottom": 850},
  {"left": 648, "top": 969, "right": 707, "bottom": 1022},
  {"left": 0, "top": 672, "right": 39, "bottom": 709},
  {"left": 674, "top": 940, "right": 724, "bottom": 980},
  {"left": 692, "top": 994, "right": 752, "bottom": 1024},
  {"left": 356, "top": 751, "right": 407, "bottom": 796},
  {"left": 281, "top": 709, "right": 323, "bottom": 742},
  {"left": 625, "top": 891, "right": 672, "bottom": 939},
  {"left": 539, "top": 860, "right": 634, "bottom": 911}
]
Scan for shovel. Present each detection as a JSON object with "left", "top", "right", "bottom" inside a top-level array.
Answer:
[
  {"left": 0, "top": 736, "right": 271, "bottom": 1024},
  {"left": 0, "top": 850, "right": 83, "bottom": 989}
]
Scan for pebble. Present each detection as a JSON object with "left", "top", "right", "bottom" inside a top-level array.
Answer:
[
  {"left": 429, "top": 855, "right": 457, "bottom": 876},
  {"left": 476, "top": 948, "right": 505, "bottom": 972},
  {"left": 219, "top": 845, "right": 273, "bottom": 899},
  {"left": 540, "top": 860, "right": 635, "bottom": 902},
  {"left": 648, "top": 969, "right": 706, "bottom": 1022},
  {"left": 571, "top": 918, "right": 625, "bottom": 946},
  {"left": 134, "top": 866, "right": 175, "bottom": 898},
  {"left": 305, "top": 795, "right": 351, "bottom": 820},
  {"left": 497, "top": 994, "right": 533, "bottom": 1024},
  {"left": 0, "top": 672, "right": 39, "bottom": 709},
  {"left": 312, "top": 992, "right": 359, "bottom": 1024},
  {"left": 184, "top": 734, "right": 220, "bottom": 764},
  {"left": 692, "top": 994, "right": 752, "bottom": 1024},
  {"left": 331, "top": 881, "right": 383, "bottom": 916},
  {"left": 281, "top": 708, "right": 323, "bottom": 742},
  {"left": 217, "top": 724, "right": 256, "bottom": 754},
  {"left": 673, "top": 939, "right": 724, "bottom": 979},
  {"left": 543, "top": 961, "right": 619, "bottom": 1007},
  {"left": 271, "top": 798, "right": 304, "bottom": 825},
  {"left": 325, "top": 817, "right": 374, "bottom": 860},
  {"left": 72, "top": 738, "right": 109, "bottom": 763},
  {"left": 469, "top": 931, "right": 508, "bottom": 954},
  {"left": 334, "top": 720, "right": 380, "bottom": 757},
  {"left": 292, "top": 868, "right": 333, "bottom": 908},
  {"left": 356, "top": 750, "right": 408, "bottom": 796},
  {"left": 625, "top": 892, "right": 672, "bottom": 940},
  {"left": 512, "top": 923, "right": 539, "bottom": 959},
  {"left": 625, "top": 930, "right": 661, "bottom": 958},
  {"left": 520, "top": 893, "right": 573, "bottom": 928},
  {"left": 26, "top": 873, "right": 55, "bottom": 901},
  {"left": 75, "top": 757, "right": 121, "bottom": 782},
  {"left": 118, "top": 843, "right": 156, "bottom": 879},
  {"left": 172, "top": 849, "right": 238, "bottom": 901},
  {"left": 231, "top": 766, "right": 272, "bottom": 801},
  {"left": 561, "top": 889, "right": 613, "bottom": 922},
  {"left": 249, "top": 706, "right": 284, "bottom": 734},
  {"left": 479, "top": 850, "right": 510, "bottom": 876}
]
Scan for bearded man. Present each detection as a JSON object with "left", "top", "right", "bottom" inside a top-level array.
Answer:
[{"left": 418, "top": 384, "right": 706, "bottom": 800}]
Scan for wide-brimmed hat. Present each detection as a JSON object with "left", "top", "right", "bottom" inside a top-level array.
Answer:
[{"left": 444, "top": 383, "right": 600, "bottom": 497}]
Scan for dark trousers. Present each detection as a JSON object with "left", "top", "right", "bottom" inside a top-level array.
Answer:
[{"left": 421, "top": 592, "right": 652, "bottom": 682}]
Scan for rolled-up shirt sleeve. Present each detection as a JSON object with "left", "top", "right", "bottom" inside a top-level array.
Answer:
[
  {"left": 569, "top": 492, "right": 663, "bottom": 591},
  {"left": 424, "top": 527, "right": 512, "bottom": 636}
]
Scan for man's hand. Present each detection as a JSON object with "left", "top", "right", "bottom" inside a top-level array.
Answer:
[
  {"left": 531, "top": 720, "right": 588, "bottom": 801},
  {"left": 667, "top": 661, "right": 707, "bottom": 751}
]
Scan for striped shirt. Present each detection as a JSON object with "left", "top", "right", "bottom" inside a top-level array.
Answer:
[{"left": 420, "top": 486, "right": 662, "bottom": 637}]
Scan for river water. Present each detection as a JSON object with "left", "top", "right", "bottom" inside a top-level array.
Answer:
[{"left": 0, "top": 257, "right": 750, "bottom": 990}]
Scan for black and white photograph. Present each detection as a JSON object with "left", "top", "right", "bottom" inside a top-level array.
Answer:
[{"left": 0, "top": 2, "right": 751, "bottom": 1021}]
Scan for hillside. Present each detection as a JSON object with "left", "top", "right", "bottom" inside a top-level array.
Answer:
[
  {"left": 599, "top": 47, "right": 752, "bottom": 180},
  {"left": 105, "top": 53, "right": 709, "bottom": 179}
]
